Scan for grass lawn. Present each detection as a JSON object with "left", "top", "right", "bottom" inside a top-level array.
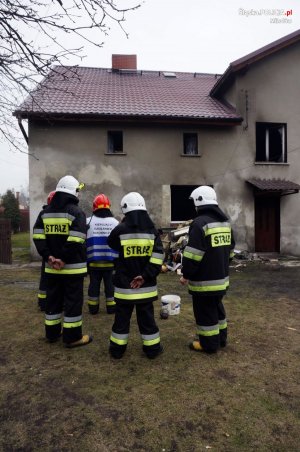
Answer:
[{"left": 0, "top": 252, "right": 299, "bottom": 451}]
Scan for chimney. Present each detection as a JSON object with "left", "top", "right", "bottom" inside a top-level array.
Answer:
[{"left": 112, "top": 54, "right": 137, "bottom": 71}]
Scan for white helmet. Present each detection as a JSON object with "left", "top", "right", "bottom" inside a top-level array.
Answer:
[
  {"left": 190, "top": 186, "right": 218, "bottom": 207},
  {"left": 121, "top": 192, "right": 147, "bottom": 214},
  {"left": 56, "top": 175, "right": 84, "bottom": 197}
]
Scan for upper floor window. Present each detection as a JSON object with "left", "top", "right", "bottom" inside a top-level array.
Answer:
[
  {"left": 183, "top": 133, "right": 198, "bottom": 155},
  {"left": 107, "top": 131, "right": 123, "bottom": 153},
  {"left": 256, "top": 123, "right": 287, "bottom": 163}
]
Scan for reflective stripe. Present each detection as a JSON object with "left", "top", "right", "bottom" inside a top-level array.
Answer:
[
  {"left": 183, "top": 246, "right": 205, "bottom": 262},
  {"left": 45, "top": 262, "right": 87, "bottom": 275},
  {"left": 63, "top": 315, "right": 82, "bottom": 328},
  {"left": 68, "top": 231, "right": 86, "bottom": 239},
  {"left": 33, "top": 228, "right": 45, "bottom": 234},
  {"left": 89, "top": 262, "right": 114, "bottom": 268},
  {"left": 120, "top": 233, "right": 155, "bottom": 240},
  {"left": 188, "top": 277, "right": 229, "bottom": 292},
  {"left": 88, "top": 298, "right": 99, "bottom": 305},
  {"left": 219, "top": 319, "right": 227, "bottom": 330},
  {"left": 114, "top": 286, "right": 157, "bottom": 300},
  {"left": 67, "top": 236, "right": 85, "bottom": 244},
  {"left": 106, "top": 300, "right": 116, "bottom": 306},
  {"left": 149, "top": 252, "right": 164, "bottom": 265},
  {"left": 45, "top": 312, "right": 62, "bottom": 326},
  {"left": 110, "top": 332, "right": 129, "bottom": 345},
  {"left": 203, "top": 222, "right": 231, "bottom": 237},
  {"left": 33, "top": 233, "right": 46, "bottom": 240},
  {"left": 141, "top": 332, "right": 160, "bottom": 346},
  {"left": 42, "top": 213, "right": 75, "bottom": 222},
  {"left": 87, "top": 245, "right": 111, "bottom": 251},
  {"left": 197, "top": 323, "right": 220, "bottom": 337},
  {"left": 87, "top": 251, "right": 117, "bottom": 258},
  {"left": 38, "top": 292, "right": 46, "bottom": 299}
]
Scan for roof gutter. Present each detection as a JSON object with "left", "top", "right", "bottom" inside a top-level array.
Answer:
[{"left": 17, "top": 116, "right": 28, "bottom": 144}]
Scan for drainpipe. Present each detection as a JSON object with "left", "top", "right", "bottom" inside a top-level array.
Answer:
[{"left": 17, "top": 116, "right": 28, "bottom": 144}]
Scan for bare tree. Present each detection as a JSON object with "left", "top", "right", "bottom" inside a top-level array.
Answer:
[{"left": 0, "top": 0, "right": 141, "bottom": 150}]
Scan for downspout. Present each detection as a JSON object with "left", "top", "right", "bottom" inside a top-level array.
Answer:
[{"left": 17, "top": 116, "right": 28, "bottom": 144}]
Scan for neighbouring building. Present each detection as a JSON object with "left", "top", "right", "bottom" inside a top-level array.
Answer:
[{"left": 14, "top": 30, "right": 300, "bottom": 258}]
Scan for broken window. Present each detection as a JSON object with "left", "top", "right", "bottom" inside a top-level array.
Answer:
[
  {"left": 183, "top": 133, "right": 198, "bottom": 155},
  {"left": 256, "top": 123, "right": 287, "bottom": 163},
  {"left": 107, "top": 131, "right": 123, "bottom": 153}
]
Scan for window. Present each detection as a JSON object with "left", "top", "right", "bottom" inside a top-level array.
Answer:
[
  {"left": 183, "top": 133, "right": 198, "bottom": 155},
  {"left": 170, "top": 185, "right": 199, "bottom": 221},
  {"left": 107, "top": 131, "right": 123, "bottom": 153},
  {"left": 256, "top": 123, "right": 287, "bottom": 163}
]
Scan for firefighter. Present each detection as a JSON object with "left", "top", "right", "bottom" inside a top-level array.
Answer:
[
  {"left": 33, "top": 175, "right": 92, "bottom": 348},
  {"left": 37, "top": 190, "right": 56, "bottom": 312},
  {"left": 86, "top": 194, "right": 119, "bottom": 315},
  {"left": 107, "top": 192, "right": 164, "bottom": 359},
  {"left": 180, "top": 186, "right": 235, "bottom": 353}
]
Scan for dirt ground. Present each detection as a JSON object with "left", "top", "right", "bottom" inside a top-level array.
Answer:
[{"left": 0, "top": 257, "right": 299, "bottom": 451}]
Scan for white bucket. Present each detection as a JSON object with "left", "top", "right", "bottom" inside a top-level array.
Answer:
[{"left": 161, "top": 294, "right": 181, "bottom": 315}]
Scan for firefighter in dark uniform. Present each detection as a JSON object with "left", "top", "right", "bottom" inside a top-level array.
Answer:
[
  {"left": 107, "top": 192, "right": 164, "bottom": 359},
  {"left": 33, "top": 175, "right": 92, "bottom": 348},
  {"left": 86, "top": 193, "right": 119, "bottom": 315},
  {"left": 37, "top": 190, "right": 56, "bottom": 312},
  {"left": 180, "top": 186, "right": 235, "bottom": 353}
]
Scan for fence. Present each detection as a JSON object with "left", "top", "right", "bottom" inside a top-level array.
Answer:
[{"left": 0, "top": 218, "right": 12, "bottom": 264}]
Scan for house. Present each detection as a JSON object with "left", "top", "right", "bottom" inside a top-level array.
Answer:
[{"left": 14, "top": 30, "right": 300, "bottom": 257}]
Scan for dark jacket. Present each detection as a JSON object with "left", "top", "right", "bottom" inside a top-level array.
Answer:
[
  {"left": 107, "top": 210, "right": 164, "bottom": 304},
  {"left": 182, "top": 205, "right": 235, "bottom": 296},
  {"left": 33, "top": 192, "right": 87, "bottom": 276}
]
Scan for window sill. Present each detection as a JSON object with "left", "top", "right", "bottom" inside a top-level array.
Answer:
[
  {"left": 180, "top": 154, "right": 201, "bottom": 157},
  {"left": 255, "top": 162, "right": 289, "bottom": 166},
  {"left": 105, "top": 152, "right": 127, "bottom": 156}
]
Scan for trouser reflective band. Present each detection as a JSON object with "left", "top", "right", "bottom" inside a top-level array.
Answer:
[
  {"left": 110, "top": 332, "right": 129, "bottom": 345},
  {"left": 197, "top": 323, "right": 220, "bottom": 337},
  {"left": 88, "top": 296, "right": 99, "bottom": 305},
  {"left": 106, "top": 297, "right": 116, "bottom": 306},
  {"left": 114, "top": 286, "right": 157, "bottom": 301},
  {"left": 219, "top": 319, "right": 227, "bottom": 330},
  {"left": 141, "top": 332, "right": 160, "bottom": 347},
  {"left": 63, "top": 315, "right": 83, "bottom": 328},
  {"left": 38, "top": 290, "right": 46, "bottom": 299},
  {"left": 188, "top": 277, "right": 229, "bottom": 293},
  {"left": 45, "top": 313, "right": 62, "bottom": 326}
]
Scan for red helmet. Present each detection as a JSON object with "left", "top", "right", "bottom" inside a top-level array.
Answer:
[
  {"left": 93, "top": 194, "right": 111, "bottom": 211},
  {"left": 47, "top": 191, "right": 56, "bottom": 205}
]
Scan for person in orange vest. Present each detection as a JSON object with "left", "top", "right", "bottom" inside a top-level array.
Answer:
[{"left": 86, "top": 194, "right": 119, "bottom": 315}]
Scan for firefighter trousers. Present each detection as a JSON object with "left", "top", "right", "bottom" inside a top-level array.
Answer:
[
  {"left": 110, "top": 301, "right": 161, "bottom": 358},
  {"left": 45, "top": 275, "right": 84, "bottom": 344},
  {"left": 192, "top": 294, "right": 227, "bottom": 353},
  {"left": 38, "top": 260, "right": 47, "bottom": 311},
  {"left": 87, "top": 267, "right": 115, "bottom": 313}
]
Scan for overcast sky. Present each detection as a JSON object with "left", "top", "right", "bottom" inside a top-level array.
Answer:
[{"left": 1, "top": 0, "right": 299, "bottom": 195}]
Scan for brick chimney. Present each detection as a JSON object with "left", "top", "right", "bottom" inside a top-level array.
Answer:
[{"left": 112, "top": 54, "right": 137, "bottom": 71}]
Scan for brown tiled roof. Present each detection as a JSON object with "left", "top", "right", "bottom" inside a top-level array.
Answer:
[
  {"left": 211, "top": 29, "right": 300, "bottom": 97},
  {"left": 14, "top": 66, "right": 241, "bottom": 123},
  {"left": 247, "top": 178, "right": 300, "bottom": 192}
]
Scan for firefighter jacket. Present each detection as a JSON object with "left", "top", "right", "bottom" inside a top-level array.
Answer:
[
  {"left": 33, "top": 192, "right": 87, "bottom": 276},
  {"left": 182, "top": 205, "right": 235, "bottom": 296},
  {"left": 107, "top": 212, "right": 165, "bottom": 304},
  {"left": 86, "top": 210, "right": 119, "bottom": 269}
]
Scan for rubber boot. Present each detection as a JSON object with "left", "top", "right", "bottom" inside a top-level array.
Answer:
[{"left": 65, "top": 334, "right": 93, "bottom": 348}]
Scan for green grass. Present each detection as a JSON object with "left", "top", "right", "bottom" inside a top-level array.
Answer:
[
  {"left": 11, "top": 231, "right": 31, "bottom": 263},
  {"left": 0, "top": 262, "right": 300, "bottom": 451}
]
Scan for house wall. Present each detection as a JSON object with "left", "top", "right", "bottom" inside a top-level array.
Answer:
[
  {"left": 28, "top": 41, "right": 300, "bottom": 258},
  {"left": 222, "top": 41, "right": 300, "bottom": 255}
]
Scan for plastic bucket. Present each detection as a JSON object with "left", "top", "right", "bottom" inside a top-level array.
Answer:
[{"left": 161, "top": 294, "right": 181, "bottom": 315}]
